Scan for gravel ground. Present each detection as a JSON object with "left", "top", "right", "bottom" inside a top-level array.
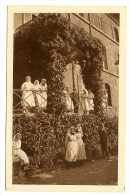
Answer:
[{"left": 13, "top": 156, "right": 118, "bottom": 185}]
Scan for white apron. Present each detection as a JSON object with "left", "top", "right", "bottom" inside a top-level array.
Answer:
[
  {"left": 76, "top": 132, "right": 87, "bottom": 160},
  {"left": 64, "top": 90, "right": 74, "bottom": 111},
  {"left": 39, "top": 84, "right": 47, "bottom": 108},
  {"left": 65, "top": 133, "right": 78, "bottom": 162},
  {"left": 13, "top": 140, "right": 29, "bottom": 165},
  {"left": 21, "top": 82, "right": 35, "bottom": 107},
  {"left": 33, "top": 84, "right": 41, "bottom": 106}
]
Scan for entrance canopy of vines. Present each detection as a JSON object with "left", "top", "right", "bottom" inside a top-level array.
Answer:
[{"left": 14, "top": 13, "right": 106, "bottom": 116}]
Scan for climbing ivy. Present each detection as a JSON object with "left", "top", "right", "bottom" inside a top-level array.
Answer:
[{"left": 14, "top": 13, "right": 106, "bottom": 115}]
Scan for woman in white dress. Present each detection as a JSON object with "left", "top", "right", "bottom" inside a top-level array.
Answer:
[
  {"left": 39, "top": 79, "right": 47, "bottom": 109},
  {"left": 33, "top": 80, "right": 41, "bottom": 106},
  {"left": 76, "top": 124, "right": 87, "bottom": 163},
  {"left": 82, "top": 89, "right": 90, "bottom": 114},
  {"left": 12, "top": 133, "right": 29, "bottom": 168},
  {"left": 88, "top": 89, "right": 94, "bottom": 111},
  {"left": 21, "top": 76, "right": 35, "bottom": 113},
  {"left": 63, "top": 86, "right": 74, "bottom": 112},
  {"left": 65, "top": 127, "right": 78, "bottom": 165}
]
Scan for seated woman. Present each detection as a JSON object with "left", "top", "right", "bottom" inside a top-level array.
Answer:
[
  {"left": 21, "top": 76, "right": 35, "bottom": 114},
  {"left": 12, "top": 133, "right": 29, "bottom": 170},
  {"left": 33, "top": 80, "right": 41, "bottom": 106},
  {"left": 65, "top": 127, "right": 78, "bottom": 168},
  {"left": 76, "top": 124, "right": 87, "bottom": 164}
]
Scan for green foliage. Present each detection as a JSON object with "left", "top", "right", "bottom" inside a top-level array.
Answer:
[
  {"left": 13, "top": 113, "right": 118, "bottom": 172},
  {"left": 14, "top": 13, "right": 106, "bottom": 115}
]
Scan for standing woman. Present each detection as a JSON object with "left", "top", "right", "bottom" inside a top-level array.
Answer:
[
  {"left": 63, "top": 86, "right": 74, "bottom": 112},
  {"left": 76, "top": 124, "right": 87, "bottom": 165},
  {"left": 88, "top": 89, "right": 94, "bottom": 111},
  {"left": 82, "top": 89, "right": 90, "bottom": 114},
  {"left": 65, "top": 127, "right": 78, "bottom": 168},
  {"left": 21, "top": 76, "right": 35, "bottom": 114},
  {"left": 33, "top": 80, "right": 41, "bottom": 106},
  {"left": 39, "top": 79, "right": 47, "bottom": 109}
]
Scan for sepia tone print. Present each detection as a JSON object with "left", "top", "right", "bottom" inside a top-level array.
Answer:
[{"left": 12, "top": 12, "right": 119, "bottom": 185}]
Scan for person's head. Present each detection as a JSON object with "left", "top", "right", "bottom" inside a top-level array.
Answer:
[
  {"left": 66, "top": 86, "right": 70, "bottom": 92},
  {"left": 26, "top": 76, "right": 31, "bottom": 82},
  {"left": 14, "top": 133, "right": 22, "bottom": 141},
  {"left": 41, "top": 79, "right": 46, "bottom": 85},
  {"left": 88, "top": 89, "right": 91, "bottom": 93},
  {"left": 34, "top": 80, "right": 39, "bottom": 85},
  {"left": 76, "top": 124, "right": 81, "bottom": 131},
  {"left": 83, "top": 89, "right": 86, "bottom": 94},
  {"left": 70, "top": 127, "right": 75, "bottom": 135}
]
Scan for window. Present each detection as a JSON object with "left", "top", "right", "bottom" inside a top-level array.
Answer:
[
  {"left": 97, "top": 14, "right": 102, "bottom": 30},
  {"left": 24, "top": 13, "right": 32, "bottom": 23},
  {"left": 105, "top": 83, "right": 112, "bottom": 106},
  {"left": 114, "top": 27, "right": 119, "bottom": 42},
  {"left": 102, "top": 51, "right": 108, "bottom": 70}
]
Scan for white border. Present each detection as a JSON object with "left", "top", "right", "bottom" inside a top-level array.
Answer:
[{"left": 0, "top": 0, "right": 130, "bottom": 195}]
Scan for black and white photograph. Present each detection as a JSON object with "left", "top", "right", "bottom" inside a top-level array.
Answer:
[{"left": 5, "top": 6, "right": 127, "bottom": 191}]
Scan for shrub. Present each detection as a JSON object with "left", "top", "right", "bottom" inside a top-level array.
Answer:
[{"left": 13, "top": 113, "right": 118, "bottom": 172}]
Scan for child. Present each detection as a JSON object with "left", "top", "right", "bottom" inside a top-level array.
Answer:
[
  {"left": 12, "top": 133, "right": 29, "bottom": 169},
  {"left": 65, "top": 127, "right": 78, "bottom": 168},
  {"left": 76, "top": 124, "right": 87, "bottom": 165}
]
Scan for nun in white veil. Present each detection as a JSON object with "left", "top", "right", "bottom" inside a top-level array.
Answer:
[{"left": 12, "top": 133, "right": 29, "bottom": 166}]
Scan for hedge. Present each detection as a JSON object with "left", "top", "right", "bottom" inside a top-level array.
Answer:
[{"left": 13, "top": 113, "right": 118, "bottom": 173}]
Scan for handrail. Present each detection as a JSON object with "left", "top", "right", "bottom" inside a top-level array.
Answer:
[{"left": 13, "top": 89, "right": 118, "bottom": 117}]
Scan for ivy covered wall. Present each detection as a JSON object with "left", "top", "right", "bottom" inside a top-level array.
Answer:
[{"left": 14, "top": 13, "right": 106, "bottom": 116}]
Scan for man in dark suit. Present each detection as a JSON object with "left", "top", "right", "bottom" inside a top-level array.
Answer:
[{"left": 99, "top": 122, "right": 109, "bottom": 159}]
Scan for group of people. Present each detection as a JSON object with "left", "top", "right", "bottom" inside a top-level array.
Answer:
[
  {"left": 21, "top": 76, "right": 47, "bottom": 113},
  {"left": 12, "top": 122, "right": 109, "bottom": 171},
  {"left": 63, "top": 86, "right": 94, "bottom": 114},
  {"left": 65, "top": 124, "right": 87, "bottom": 168},
  {"left": 20, "top": 76, "right": 95, "bottom": 114}
]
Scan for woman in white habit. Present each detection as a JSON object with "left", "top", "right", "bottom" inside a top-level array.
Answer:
[
  {"left": 65, "top": 127, "right": 78, "bottom": 165},
  {"left": 33, "top": 80, "right": 41, "bottom": 106},
  {"left": 82, "top": 88, "right": 90, "bottom": 114},
  {"left": 39, "top": 79, "right": 47, "bottom": 109},
  {"left": 63, "top": 86, "right": 74, "bottom": 112},
  {"left": 76, "top": 124, "right": 87, "bottom": 163},
  {"left": 21, "top": 76, "right": 35, "bottom": 113},
  {"left": 12, "top": 133, "right": 29, "bottom": 168},
  {"left": 88, "top": 89, "right": 94, "bottom": 111}
]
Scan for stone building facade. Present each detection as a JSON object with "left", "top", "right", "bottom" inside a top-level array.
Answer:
[{"left": 14, "top": 13, "right": 119, "bottom": 113}]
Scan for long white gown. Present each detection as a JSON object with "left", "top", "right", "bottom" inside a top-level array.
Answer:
[
  {"left": 88, "top": 92, "right": 94, "bottom": 110},
  {"left": 21, "top": 82, "right": 35, "bottom": 107},
  {"left": 65, "top": 133, "right": 78, "bottom": 162},
  {"left": 13, "top": 140, "right": 29, "bottom": 165},
  {"left": 82, "top": 90, "right": 90, "bottom": 112},
  {"left": 64, "top": 90, "right": 74, "bottom": 111},
  {"left": 33, "top": 84, "right": 41, "bottom": 106},
  {"left": 39, "top": 84, "right": 47, "bottom": 108},
  {"left": 76, "top": 131, "right": 87, "bottom": 160}
]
